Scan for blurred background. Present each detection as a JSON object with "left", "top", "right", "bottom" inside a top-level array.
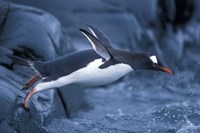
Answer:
[{"left": 0, "top": 0, "right": 200, "bottom": 133}]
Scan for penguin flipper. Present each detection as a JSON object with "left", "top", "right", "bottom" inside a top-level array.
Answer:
[
  {"left": 99, "top": 60, "right": 117, "bottom": 69},
  {"left": 86, "top": 24, "right": 113, "bottom": 49},
  {"left": 80, "top": 28, "right": 112, "bottom": 61}
]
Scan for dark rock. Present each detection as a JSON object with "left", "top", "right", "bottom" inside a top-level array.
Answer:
[
  {"left": 0, "top": 2, "right": 74, "bottom": 132},
  {"left": 0, "top": 121, "right": 17, "bottom": 133}
]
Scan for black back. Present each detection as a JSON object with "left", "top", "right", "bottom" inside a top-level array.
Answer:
[{"left": 34, "top": 49, "right": 101, "bottom": 80}]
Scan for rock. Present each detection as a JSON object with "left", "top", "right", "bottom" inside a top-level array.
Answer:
[
  {"left": 0, "top": 121, "right": 17, "bottom": 133},
  {"left": 0, "top": 2, "right": 73, "bottom": 132}
]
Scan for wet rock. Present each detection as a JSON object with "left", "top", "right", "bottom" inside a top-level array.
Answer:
[
  {"left": 0, "top": 2, "right": 73, "bottom": 132},
  {"left": 0, "top": 121, "right": 17, "bottom": 133}
]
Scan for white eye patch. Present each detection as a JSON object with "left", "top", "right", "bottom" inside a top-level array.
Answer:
[{"left": 149, "top": 55, "right": 158, "bottom": 64}]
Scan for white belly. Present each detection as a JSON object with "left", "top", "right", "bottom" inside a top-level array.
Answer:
[
  {"left": 69, "top": 59, "right": 133, "bottom": 86},
  {"left": 35, "top": 59, "right": 133, "bottom": 92}
]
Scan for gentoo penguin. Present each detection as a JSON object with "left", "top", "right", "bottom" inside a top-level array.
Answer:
[{"left": 10, "top": 24, "right": 173, "bottom": 109}]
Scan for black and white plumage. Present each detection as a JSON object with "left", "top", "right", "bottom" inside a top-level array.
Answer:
[{"left": 11, "top": 24, "right": 173, "bottom": 109}]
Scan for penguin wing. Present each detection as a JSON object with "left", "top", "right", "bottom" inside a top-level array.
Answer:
[
  {"left": 86, "top": 24, "right": 113, "bottom": 49},
  {"left": 80, "top": 28, "right": 112, "bottom": 60}
]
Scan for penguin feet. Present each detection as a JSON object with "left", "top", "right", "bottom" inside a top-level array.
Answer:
[
  {"left": 22, "top": 84, "right": 29, "bottom": 90},
  {"left": 24, "top": 88, "right": 36, "bottom": 109},
  {"left": 22, "top": 73, "right": 41, "bottom": 90}
]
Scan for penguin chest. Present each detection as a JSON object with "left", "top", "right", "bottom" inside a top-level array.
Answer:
[{"left": 68, "top": 59, "right": 133, "bottom": 86}]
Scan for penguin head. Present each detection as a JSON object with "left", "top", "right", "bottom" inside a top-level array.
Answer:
[{"left": 131, "top": 54, "right": 173, "bottom": 74}]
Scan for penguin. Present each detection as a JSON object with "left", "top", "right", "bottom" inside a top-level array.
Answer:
[{"left": 10, "top": 24, "right": 173, "bottom": 109}]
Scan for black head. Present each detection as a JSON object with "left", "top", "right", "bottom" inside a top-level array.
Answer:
[{"left": 128, "top": 53, "right": 173, "bottom": 74}]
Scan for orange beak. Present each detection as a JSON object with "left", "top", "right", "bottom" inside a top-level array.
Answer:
[{"left": 159, "top": 66, "right": 173, "bottom": 74}]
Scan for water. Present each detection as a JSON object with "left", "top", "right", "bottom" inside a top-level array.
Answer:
[{"left": 46, "top": 71, "right": 200, "bottom": 133}]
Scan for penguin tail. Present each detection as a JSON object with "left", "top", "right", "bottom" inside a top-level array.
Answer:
[
  {"left": 8, "top": 55, "right": 34, "bottom": 68},
  {"left": 8, "top": 55, "right": 46, "bottom": 76}
]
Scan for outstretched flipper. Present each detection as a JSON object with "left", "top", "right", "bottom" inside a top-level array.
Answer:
[
  {"left": 86, "top": 24, "right": 113, "bottom": 49},
  {"left": 80, "top": 28, "right": 113, "bottom": 61}
]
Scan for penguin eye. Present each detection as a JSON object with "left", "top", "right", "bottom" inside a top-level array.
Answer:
[
  {"left": 149, "top": 55, "right": 158, "bottom": 67},
  {"left": 153, "top": 62, "right": 157, "bottom": 67}
]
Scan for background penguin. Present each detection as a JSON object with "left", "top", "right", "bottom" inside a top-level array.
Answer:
[{"left": 10, "top": 24, "right": 173, "bottom": 109}]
